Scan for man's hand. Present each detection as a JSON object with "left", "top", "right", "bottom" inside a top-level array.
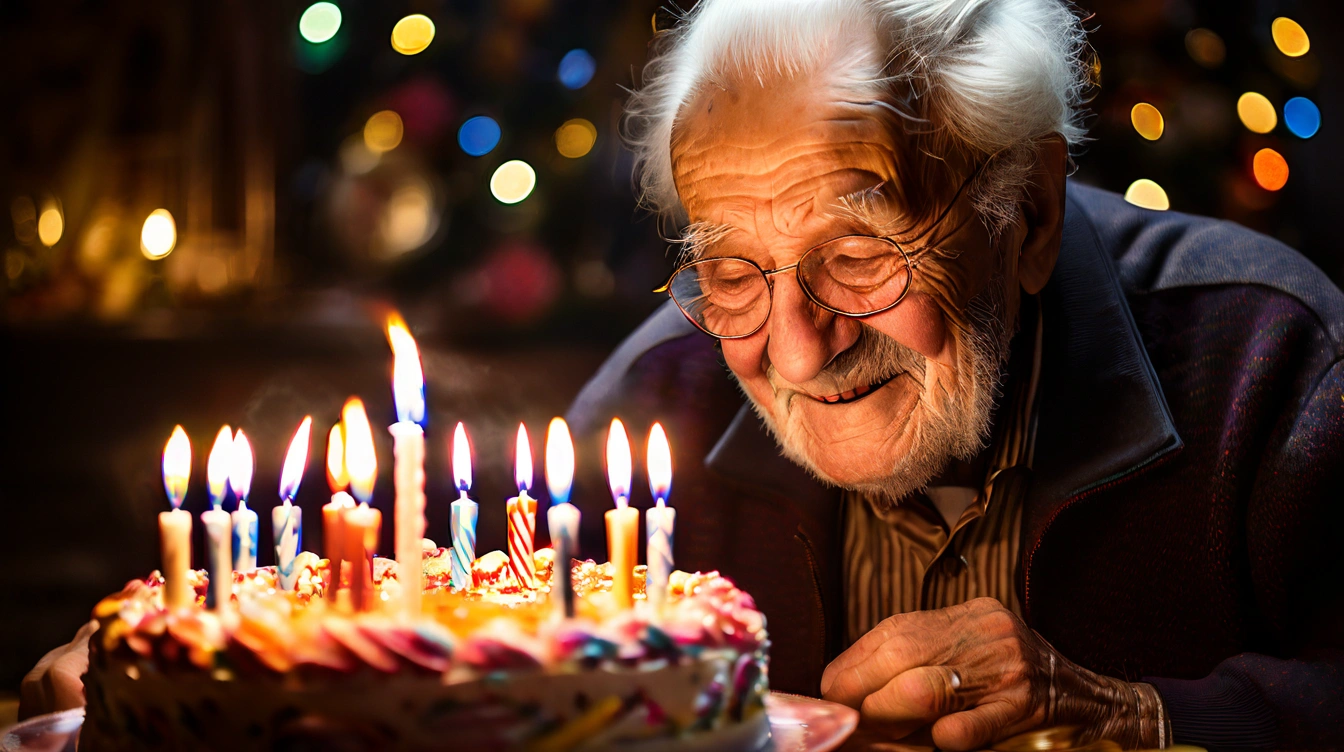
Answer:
[
  {"left": 820, "top": 599, "right": 1166, "bottom": 750},
  {"left": 19, "top": 621, "right": 96, "bottom": 720}
]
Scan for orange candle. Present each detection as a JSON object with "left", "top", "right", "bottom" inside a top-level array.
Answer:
[{"left": 344, "top": 502, "right": 382, "bottom": 612}]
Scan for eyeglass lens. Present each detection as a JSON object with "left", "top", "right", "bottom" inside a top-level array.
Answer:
[{"left": 668, "top": 236, "right": 912, "bottom": 337}]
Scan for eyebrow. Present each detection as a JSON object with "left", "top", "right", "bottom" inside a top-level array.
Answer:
[{"left": 676, "top": 221, "right": 738, "bottom": 264}]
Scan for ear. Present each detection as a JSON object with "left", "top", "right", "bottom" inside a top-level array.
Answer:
[{"left": 1015, "top": 136, "right": 1069, "bottom": 295}]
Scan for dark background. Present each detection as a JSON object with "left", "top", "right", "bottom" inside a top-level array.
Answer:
[{"left": 1, "top": 0, "right": 1339, "bottom": 691}]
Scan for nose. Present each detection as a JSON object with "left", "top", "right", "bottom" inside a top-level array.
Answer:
[{"left": 766, "top": 275, "right": 860, "bottom": 384}]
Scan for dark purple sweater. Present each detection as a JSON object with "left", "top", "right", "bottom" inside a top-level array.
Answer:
[{"left": 566, "top": 183, "right": 1344, "bottom": 750}]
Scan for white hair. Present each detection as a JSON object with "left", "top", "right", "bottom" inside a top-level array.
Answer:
[{"left": 623, "top": 0, "right": 1092, "bottom": 231}]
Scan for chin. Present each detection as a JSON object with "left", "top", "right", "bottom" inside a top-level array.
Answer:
[{"left": 744, "top": 372, "right": 953, "bottom": 502}]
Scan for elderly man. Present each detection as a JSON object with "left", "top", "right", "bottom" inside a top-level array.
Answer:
[{"left": 566, "top": 0, "right": 1344, "bottom": 749}]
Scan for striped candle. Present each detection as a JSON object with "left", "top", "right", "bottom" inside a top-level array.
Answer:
[
  {"left": 645, "top": 423, "right": 675, "bottom": 612},
  {"left": 275, "top": 417, "right": 312, "bottom": 591},
  {"left": 450, "top": 422, "right": 478, "bottom": 592},
  {"left": 230, "top": 429, "right": 259, "bottom": 572},
  {"left": 507, "top": 424, "right": 537, "bottom": 589}
]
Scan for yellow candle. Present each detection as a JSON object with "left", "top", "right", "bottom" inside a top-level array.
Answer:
[
  {"left": 160, "top": 426, "right": 193, "bottom": 610},
  {"left": 345, "top": 502, "right": 381, "bottom": 612},
  {"left": 605, "top": 418, "right": 637, "bottom": 609}
]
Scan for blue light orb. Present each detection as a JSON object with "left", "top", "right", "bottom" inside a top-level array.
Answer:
[
  {"left": 1284, "top": 97, "right": 1320, "bottom": 139},
  {"left": 558, "top": 49, "right": 596, "bottom": 90},
  {"left": 458, "top": 116, "right": 501, "bottom": 157}
]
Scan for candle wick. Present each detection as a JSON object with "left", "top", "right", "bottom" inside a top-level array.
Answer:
[{"left": 656, "top": 497, "right": 666, "bottom": 508}]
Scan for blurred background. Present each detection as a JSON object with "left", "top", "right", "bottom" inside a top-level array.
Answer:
[{"left": 0, "top": 0, "right": 1338, "bottom": 694}]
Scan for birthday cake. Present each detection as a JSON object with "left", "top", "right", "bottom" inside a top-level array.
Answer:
[{"left": 78, "top": 547, "right": 771, "bottom": 751}]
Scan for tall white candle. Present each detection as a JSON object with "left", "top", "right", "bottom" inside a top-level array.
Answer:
[
  {"left": 388, "top": 317, "right": 427, "bottom": 616},
  {"left": 645, "top": 423, "right": 675, "bottom": 613},
  {"left": 203, "top": 426, "right": 233, "bottom": 609},
  {"left": 546, "top": 418, "right": 579, "bottom": 620},
  {"left": 230, "top": 429, "right": 258, "bottom": 572},
  {"left": 274, "top": 417, "right": 311, "bottom": 591},
  {"left": 450, "top": 422, "right": 478, "bottom": 592},
  {"left": 160, "top": 426, "right": 193, "bottom": 611}
]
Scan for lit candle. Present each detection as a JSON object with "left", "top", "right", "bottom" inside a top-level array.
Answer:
[
  {"left": 274, "top": 416, "right": 311, "bottom": 591},
  {"left": 343, "top": 398, "right": 381, "bottom": 612},
  {"left": 323, "top": 421, "right": 354, "bottom": 599},
  {"left": 387, "top": 316, "right": 427, "bottom": 616},
  {"left": 159, "top": 426, "right": 193, "bottom": 611},
  {"left": 449, "top": 422, "right": 478, "bottom": 592},
  {"left": 605, "top": 418, "right": 638, "bottom": 609},
  {"left": 645, "top": 423, "right": 676, "bottom": 613},
  {"left": 203, "top": 426, "right": 234, "bottom": 610},
  {"left": 507, "top": 424, "right": 538, "bottom": 590},
  {"left": 545, "top": 417, "right": 579, "bottom": 620},
  {"left": 230, "top": 429, "right": 259, "bottom": 572}
]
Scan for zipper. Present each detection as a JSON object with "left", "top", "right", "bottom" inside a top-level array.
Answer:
[
  {"left": 1023, "top": 447, "right": 1179, "bottom": 620},
  {"left": 794, "top": 527, "right": 830, "bottom": 662}
]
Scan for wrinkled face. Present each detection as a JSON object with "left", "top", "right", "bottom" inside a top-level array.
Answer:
[{"left": 670, "top": 76, "right": 1021, "bottom": 499}]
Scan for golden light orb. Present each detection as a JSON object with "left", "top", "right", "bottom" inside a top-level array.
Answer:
[
  {"left": 140, "top": 209, "right": 177, "bottom": 260},
  {"left": 363, "top": 110, "right": 404, "bottom": 153},
  {"left": 37, "top": 201, "right": 63, "bottom": 247},
  {"left": 1271, "top": 17, "right": 1309, "bottom": 58},
  {"left": 1237, "top": 92, "right": 1277, "bottom": 134},
  {"left": 1185, "top": 28, "right": 1226, "bottom": 68},
  {"left": 391, "top": 14, "right": 435, "bottom": 55},
  {"left": 1124, "top": 179, "right": 1170, "bottom": 211},
  {"left": 1130, "top": 103, "right": 1164, "bottom": 141},
  {"left": 555, "top": 118, "right": 597, "bottom": 158}
]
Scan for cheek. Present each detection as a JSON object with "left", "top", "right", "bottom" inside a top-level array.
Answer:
[
  {"left": 721, "top": 336, "right": 767, "bottom": 381},
  {"left": 862, "top": 291, "right": 951, "bottom": 363}
]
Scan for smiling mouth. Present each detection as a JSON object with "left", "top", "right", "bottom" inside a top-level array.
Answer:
[{"left": 814, "top": 372, "right": 900, "bottom": 405}]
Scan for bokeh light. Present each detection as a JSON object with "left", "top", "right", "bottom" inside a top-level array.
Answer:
[
  {"left": 558, "top": 49, "right": 596, "bottom": 90},
  {"left": 140, "top": 209, "right": 177, "bottom": 260},
  {"left": 1185, "top": 28, "right": 1226, "bottom": 69},
  {"left": 391, "top": 14, "right": 435, "bottom": 55},
  {"left": 1131, "top": 103, "right": 1164, "bottom": 141},
  {"left": 555, "top": 118, "right": 597, "bottom": 158},
  {"left": 11, "top": 196, "right": 36, "bottom": 244},
  {"left": 490, "top": 160, "right": 536, "bottom": 204},
  {"left": 1237, "top": 92, "right": 1277, "bottom": 134},
  {"left": 298, "top": 2, "right": 341, "bottom": 44},
  {"left": 1124, "top": 179, "right": 1170, "bottom": 211},
  {"left": 37, "top": 201, "right": 63, "bottom": 247},
  {"left": 1283, "top": 97, "right": 1320, "bottom": 139},
  {"left": 381, "top": 179, "right": 437, "bottom": 256},
  {"left": 1271, "top": 17, "right": 1310, "bottom": 58},
  {"left": 1252, "top": 148, "right": 1289, "bottom": 191},
  {"left": 458, "top": 116, "right": 501, "bottom": 157},
  {"left": 363, "top": 110, "right": 404, "bottom": 153}
]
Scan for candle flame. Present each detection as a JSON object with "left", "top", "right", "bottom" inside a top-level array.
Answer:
[
  {"left": 207, "top": 425, "right": 233, "bottom": 507},
  {"left": 515, "top": 423, "right": 533, "bottom": 493},
  {"left": 545, "top": 417, "right": 574, "bottom": 506},
  {"left": 280, "top": 416, "right": 313, "bottom": 501},
  {"left": 162, "top": 425, "right": 191, "bottom": 510},
  {"left": 326, "top": 423, "right": 348, "bottom": 493},
  {"left": 647, "top": 422, "right": 672, "bottom": 505},
  {"left": 387, "top": 314, "right": 426, "bottom": 426},
  {"left": 230, "top": 429, "right": 255, "bottom": 503},
  {"left": 606, "top": 418, "right": 631, "bottom": 508},
  {"left": 343, "top": 397, "right": 378, "bottom": 504},
  {"left": 452, "top": 421, "right": 472, "bottom": 492}
]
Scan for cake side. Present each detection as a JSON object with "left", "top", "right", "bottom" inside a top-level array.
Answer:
[{"left": 80, "top": 550, "right": 769, "bottom": 751}]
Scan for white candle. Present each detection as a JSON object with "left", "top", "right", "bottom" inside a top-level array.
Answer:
[
  {"left": 507, "top": 424, "right": 538, "bottom": 590},
  {"left": 203, "top": 425, "right": 233, "bottom": 610},
  {"left": 274, "top": 417, "right": 311, "bottom": 591},
  {"left": 388, "top": 318, "right": 427, "bottom": 616},
  {"left": 450, "top": 422, "right": 478, "bottom": 592},
  {"left": 546, "top": 418, "right": 579, "bottom": 620},
  {"left": 160, "top": 426, "right": 193, "bottom": 611},
  {"left": 645, "top": 423, "right": 675, "bottom": 613},
  {"left": 230, "top": 429, "right": 258, "bottom": 572}
]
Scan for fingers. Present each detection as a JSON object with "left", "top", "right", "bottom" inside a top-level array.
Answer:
[
  {"left": 821, "top": 616, "right": 901, "bottom": 695},
  {"left": 930, "top": 699, "right": 1020, "bottom": 752},
  {"left": 860, "top": 665, "right": 968, "bottom": 727},
  {"left": 18, "top": 620, "right": 96, "bottom": 720},
  {"left": 823, "top": 631, "right": 929, "bottom": 708}
]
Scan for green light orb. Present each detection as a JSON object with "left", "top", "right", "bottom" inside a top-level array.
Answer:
[{"left": 299, "top": 2, "right": 342, "bottom": 44}]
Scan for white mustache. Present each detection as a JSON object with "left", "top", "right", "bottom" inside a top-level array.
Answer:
[{"left": 769, "top": 325, "right": 927, "bottom": 398}]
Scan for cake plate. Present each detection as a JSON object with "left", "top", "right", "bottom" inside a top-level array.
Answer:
[{"left": 0, "top": 693, "right": 858, "bottom": 752}]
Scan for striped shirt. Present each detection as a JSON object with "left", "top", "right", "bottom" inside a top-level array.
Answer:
[{"left": 842, "top": 302, "right": 1043, "bottom": 646}]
